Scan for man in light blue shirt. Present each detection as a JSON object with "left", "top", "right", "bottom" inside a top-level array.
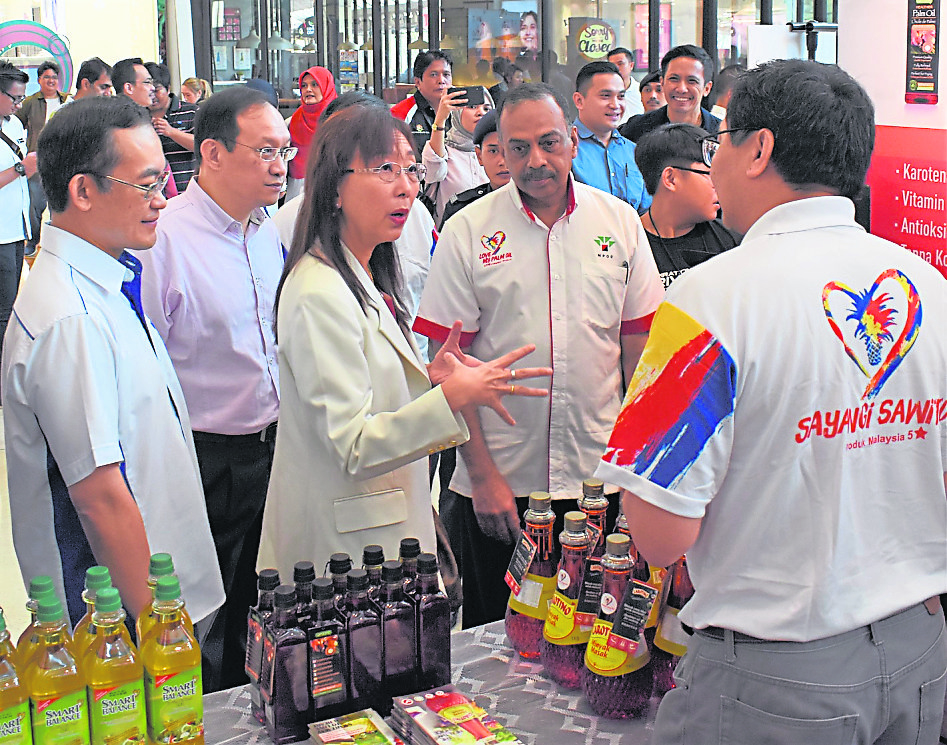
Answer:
[{"left": 571, "top": 60, "right": 650, "bottom": 212}]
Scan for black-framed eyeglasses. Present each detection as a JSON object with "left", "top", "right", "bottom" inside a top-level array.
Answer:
[
  {"left": 344, "top": 162, "right": 427, "bottom": 183},
  {"left": 101, "top": 170, "right": 171, "bottom": 200},
  {"left": 700, "top": 128, "right": 758, "bottom": 167},
  {"left": 672, "top": 165, "right": 712, "bottom": 177},
  {"left": 1, "top": 89, "right": 26, "bottom": 106},
  {"left": 235, "top": 142, "right": 299, "bottom": 162}
]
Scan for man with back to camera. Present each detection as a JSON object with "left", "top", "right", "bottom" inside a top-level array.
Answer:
[
  {"left": 391, "top": 50, "right": 453, "bottom": 153},
  {"left": 634, "top": 122, "right": 739, "bottom": 289},
  {"left": 710, "top": 63, "right": 744, "bottom": 120},
  {"left": 0, "top": 61, "right": 35, "bottom": 372},
  {"left": 138, "top": 85, "right": 288, "bottom": 691},
  {"left": 596, "top": 59, "right": 947, "bottom": 744},
  {"left": 571, "top": 61, "right": 650, "bottom": 212},
  {"left": 2, "top": 95, "right": 224, "bottom": 631},
  {"left": 638, "top": 71, "right": 666, "bottom": 113},
  {"left": 145, "top": 62, "right": 197, "bottom": 193},
  {"left": 414, "top": 83, "right": 664, "bottom": 628},
  {"left": 439, "top": 108, "right": 511, "bottom": 227},
  {"left": 72, "top": 57, "right": 112, "bottom": 101},
  {"left": 619, "top": 44, "right": 719, "bottom": 144},
  {"left": 606, "top": 46, "right": 644, "bottom": 125}
]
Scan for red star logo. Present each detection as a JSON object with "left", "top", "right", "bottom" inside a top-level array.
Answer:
[{"left": 914, "top": 427, "right": 927, "bottom": 440}]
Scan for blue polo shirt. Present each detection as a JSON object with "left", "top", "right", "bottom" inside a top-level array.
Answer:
[{"left": 572, "top": 119, "right": 651, "bottom": 212}]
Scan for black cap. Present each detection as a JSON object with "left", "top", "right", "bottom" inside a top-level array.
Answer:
[
  {"left": 329, "top": 553, "right": 353, "bottom": 574},
  {"left": 258, "top": 568, "right": 280, "bottom": 591},
  {"left": 274, "top": 585, "right": 297, "bottom": 609},
  {"left": 639, "top": 70, "right": 661, "bottom": 92},
  {"left": 294, "top": 561, "right": 315, "bottom": 583},
  {"left": 312, "top": 577, "right": 334, "bottom": 600},
  {"left": 381, "top": 560, "right": 403, "bottom": 583},
  {"left": 417, "top": 552, "right": 438, "bottom": 575},
  {"left": 399, "top": 538, "right": 421, "bottom": 559},
  {"left": 347, "top": 568, "right": 369, "bottom": 591},
  {"left": 362, "top": 544, "right": 385, "bottom": 566}
]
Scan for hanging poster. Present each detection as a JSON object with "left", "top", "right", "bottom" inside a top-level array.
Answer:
[{"left": 906, "top": 0, "right": 940, "bottom": 104}]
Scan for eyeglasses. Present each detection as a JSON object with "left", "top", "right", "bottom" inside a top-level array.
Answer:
[
  {"left": 344, "top": 162, "right": 427, "bottom": 183},
  {"left": 672, "top": 165, "right": 712, "bottom": 177},
  {"left": 699, "top": 128, "right": 758, "bottom": 167},
  {"left": 102, "top": 170, "right": 171, "bottom": 200},
  {"left": 235, "top": 142, "right": 299, "bottom": 162},
  {"left": 1, "top": 90, "right": 26, "bottom": 106}
]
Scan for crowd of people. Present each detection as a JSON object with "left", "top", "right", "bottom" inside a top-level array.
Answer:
[{"left": 1, "top": 36, "right": 945, "bottom": 745}]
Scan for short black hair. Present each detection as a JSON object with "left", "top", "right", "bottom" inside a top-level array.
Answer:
[
  {"left": 75, "top": 57, "right": 111, "bottom": 90},
  {"left": 726, "top": 59, "right": 874, "bottom": 199},
  {"left": 321, "top": 89, "right": 386, "bottom": 122},
  {"left": 194, "top": 84, "right": 270, "bottom": 168},
  {"left": 634, "top": 123, "right": 708, "bottom": 194},
  {"left": 37, "top": 96, "right": 151, "bottom": 213},
  {"left": 714, "top": 64, "right": 745, "bottom": 99},
  {"left": 607, "top": 47, "right": 634, "bottom": 65},
  {"left": 575, "top": 60, "right": 621, "bottom": 95},
  {"left": 37, "top": 60, "right": 60, "bottom": 79},
  {"left": 144, "top": 62, "right": 170, "bottom": 90},
  {"left": 498, "top": 82, "right": 571, "bottom": 133},
  {"left": 0, "top": 61, "right": 29, "bottom": 96},
  {"left": 111, "top": 57, "right": 145, "bottom": 95},
  {"left": 412, "top": 50, "right": 452, "bottom": 80},
  {"left": 639, "top": 70, "right": 661, "bottom": 92},
  {"left": 661, "top": 44, "right": 715, "bottom": 84}
]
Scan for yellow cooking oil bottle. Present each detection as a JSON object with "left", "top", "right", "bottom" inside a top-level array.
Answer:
[
  {"left": 136, "top": 555, "right": 193, "bottom": 645},
  {"left": 24, "top": 596, "right": 89, "bottom": 745},
  {"left": 83, "top": 587, "right": 146, "bottom": 745},
  {"left": 139, "top": 577, "right": 203, "bottom": 745},
  {"left": 16, "top": 577, "right": 57, "bottom": 664},
  {"left": 0, "top": 606, "right": 32, "bottom": 745},
  {"left": 72, "top": 567, "right": 112, "bottom": 661}
]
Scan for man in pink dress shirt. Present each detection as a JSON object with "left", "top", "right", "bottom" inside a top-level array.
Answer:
[{"left": 139, "top": 85, "right": 291, "bottom": 691}]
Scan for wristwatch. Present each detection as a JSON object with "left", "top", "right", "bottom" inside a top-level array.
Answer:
[
  {"left": 13, "top": 162, "right": 25, "bottom": 176},
  {"left": 431, "top": 123, "right": 445, "bottom": 131}
]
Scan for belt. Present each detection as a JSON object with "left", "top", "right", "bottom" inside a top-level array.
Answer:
[
  {"left": 696, "top": 597, "right": 942, "bottom": 645},
  {"left": 192, "top": 421, "right": 278, "bottom": 444}
]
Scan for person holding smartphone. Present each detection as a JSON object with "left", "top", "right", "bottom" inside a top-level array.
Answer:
[{"left": 422, "top": 85, "right": 494, "bottom": 223}]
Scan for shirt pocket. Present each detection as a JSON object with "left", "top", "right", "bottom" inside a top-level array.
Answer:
[
  {"left": 333, "top": 488, "right": 408, "bottom": 534},
  {"left": 581, "top": 261, "right": 627, "bottom": 331}
]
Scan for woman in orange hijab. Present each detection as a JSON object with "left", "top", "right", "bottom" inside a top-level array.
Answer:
[{"left": 286, "top": 66, "right": 338, "bottom": 199}]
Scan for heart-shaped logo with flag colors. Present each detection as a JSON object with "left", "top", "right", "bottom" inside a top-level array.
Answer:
[
  {"left": 480, "top": 231, "right": 506, "bottom": 255},
  {"left": 822, "top": 269, "right": 922, "bottom": 400}
]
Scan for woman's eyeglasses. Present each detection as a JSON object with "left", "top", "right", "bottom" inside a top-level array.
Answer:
[{"left": 344, "top": 162, "right": 427, "bottom": 183}]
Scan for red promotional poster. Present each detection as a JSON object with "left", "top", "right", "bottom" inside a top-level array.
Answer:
[
  {"left": 867, "top": 125, "right": 947, "bottom": 278},
  {"left": 906, "top": 0, "right": 940, "bottom": 104}
]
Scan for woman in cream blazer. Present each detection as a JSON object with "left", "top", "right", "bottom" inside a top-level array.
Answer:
[{"left": 257, "top": 105, "right": 549, "bottom": 582}]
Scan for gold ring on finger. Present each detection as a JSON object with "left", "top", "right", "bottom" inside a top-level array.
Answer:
[{"left": 511, "top": 384, "right": 515, "bottom": 395}]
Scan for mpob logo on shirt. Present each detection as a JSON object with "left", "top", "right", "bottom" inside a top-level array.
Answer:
[
  {"left": 595, "top": 235, "right": 616, "bottom": 258},
  {"left": 480, "top": 230, "right": 513, "bottom": 267}
]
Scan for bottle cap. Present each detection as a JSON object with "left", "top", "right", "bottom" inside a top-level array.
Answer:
[
  {"left": 605, "top": 534, "right": 631, "bottom": 556},
  {"left": 312, "top": 577, "right": 334, "bottom": 600},
  {"left": 154, "top": 575, "right": 182, "bottom": 601},
  {"left": 417, "top": 552, "right": 438, "bottom": 575},
  {"left": 329, "top": 553, "right": 353, "bottom": 575},
  {"left": 582, "top": 478, "right": 605, "bottom": 496},
  {"left": 258, "top": 568, "right": 280, "bottom": 591},
  {"left": 399, "top": 538, "right": 421, "bottom": 559},
  {"left": 149, "top": 553, "right": 175, "bottom": 577},
  {"left": 84, "top": 566, "right": 112, "bottom": 593},
  {"left": 29, "top": 575, "right": 55, "bottom": 600},
  {"left": 293, "top": 561, "right": 315, "bottom": 583},
  {"left": 274, "top": 585, "right": 296, "bottom": 609},
  {"left": 362, "top": 544, "right": 385, "bottom": 566},
  {"left": 36, "top": 596, "right": 65, "bottom": 624},
  {"left": 346, "top": 568, "right": 369, "bottom": 591},
  {"left": 564, "top": 511, "right": 588, "bottom": 533},
  {"left": 527, "top": 491, "right": 551, "bottom": 511},
  {"left": 381, "top": 560, "right": 403, "bottom": 583},
  {"left": 94, "top": 587, "right": 122, "bottom": 614}
]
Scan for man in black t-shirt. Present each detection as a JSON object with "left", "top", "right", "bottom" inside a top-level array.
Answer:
[
  {"left": 634, "top": 122, "right": 739, "bottom": 288},
  {"left": 146, "top": 62, "right": 197, "bottom": 193}
]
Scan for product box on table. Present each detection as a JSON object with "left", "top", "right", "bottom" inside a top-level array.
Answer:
[
  {"left": 309, "top": 708, "right": 403, "bottom": 744},
  {"left": 391, "top": 685, "right": 525, "bottom": 744}
]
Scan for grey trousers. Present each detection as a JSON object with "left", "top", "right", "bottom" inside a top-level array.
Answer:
[{"left": 652, "top": 601, "right": 947, "bottom": 745}]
